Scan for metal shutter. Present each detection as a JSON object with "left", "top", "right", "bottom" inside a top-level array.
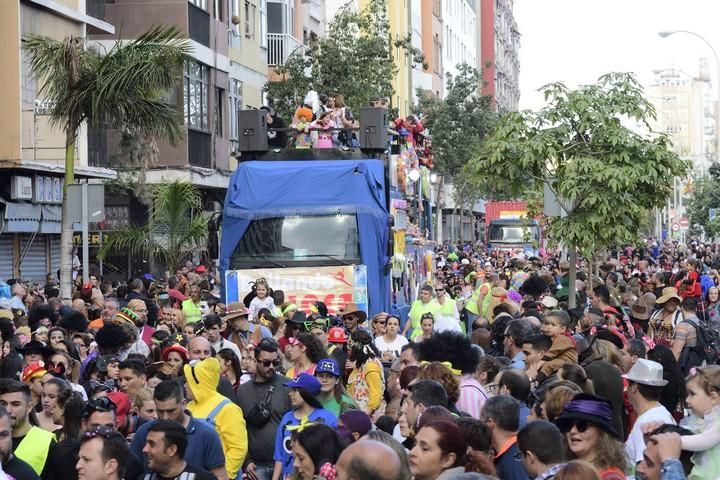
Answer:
[
  {"left": 0, "top": 236, "right": 12, "bottom": 281},
  {"left": 20, "top": 234, "right": 47, "bottom": 282},
  {"left": 50, "top": 236, "right": 61, "bottom": 277}
]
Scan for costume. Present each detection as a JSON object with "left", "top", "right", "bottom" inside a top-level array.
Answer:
[
  {"left": 681, "top": 405, "right": 720, "bottom": 479},
  {"left": 291, "top": 107, "right": 313, "bottom": 148},
  {"left": 274, "top": 409, "right": 337, "bottom": 478},
  {"left": 185, "top": 358, "right": 248, "bottom": 479}
]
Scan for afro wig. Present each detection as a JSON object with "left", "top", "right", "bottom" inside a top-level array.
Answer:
[
  {"left": 417, "top": 331, "right": 480, "bottom": 374},
  {"left": 94, "top": 323, "right": 133, "bottom": 354},
  {"left": 519, "top": 274, "right": 549, "bottom": 299},
  {"left": 28, "top": 304, "right": 59, "bottom": 331},
  {"left": 58, "top": 309, "right": 88, "bottom": 334}
]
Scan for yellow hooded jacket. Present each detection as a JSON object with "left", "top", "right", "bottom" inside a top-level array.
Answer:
[{"left": 185, "top": 357, "right": 248, "bottom": 478}]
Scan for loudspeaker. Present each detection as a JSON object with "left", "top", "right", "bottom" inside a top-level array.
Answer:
[
  {"left": 359, "top": 107, "right": 389, "bottom": 150},
  {"left": 238, "top": 110, "right": 268, "bottom": 151}
]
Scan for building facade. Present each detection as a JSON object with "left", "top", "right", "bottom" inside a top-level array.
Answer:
[
  {"left": 88, "top": 0, "right": 272, "bottom": 278},
  {"left": 480, "top": 0, "right": 519, "bottom": 111},
  {"left": 647, "top": 61, "right": 716, "bottom": 175},
  {"left": 0, "top": 0, "right": 115, "bottom": 282},
  {"left": 442, "top": 0, "right": 476, "bottom": 84},
  {"left": 420, "top": 0, "right": 444, "bottom": 98}
]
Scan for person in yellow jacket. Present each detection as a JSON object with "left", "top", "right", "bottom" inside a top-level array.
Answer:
[
  {"left": 402, "top": 284, "right": 441, "bottom": 340},
  {"left": 0, "top": 379, "right": 54, "bottom": 477},
  {"left": 184, "top": 357, "right": 247, "bottom": 479},
  {"left": 182, "top": 285, "right": 202, "bottom": 325}
]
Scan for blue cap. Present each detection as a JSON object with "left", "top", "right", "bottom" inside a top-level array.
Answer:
[
  {"left": 283, "top": 373, "right": 321, "bottom": 395},
  {"left": 315, "top": 358, "right": 341, "bottom": 377},
  {"left": 143, "top": 273, "right": 156, "bottom": 281}
]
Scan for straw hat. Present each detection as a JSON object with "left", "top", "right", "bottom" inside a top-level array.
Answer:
[{"left": 655, "top": 287, "right": 681, "bottom": 305}]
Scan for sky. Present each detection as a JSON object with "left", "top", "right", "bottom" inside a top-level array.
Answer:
[{"left": 515, "top": 0, "right": 720, "bottom": 111}]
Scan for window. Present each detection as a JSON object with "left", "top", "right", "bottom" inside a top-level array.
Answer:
[
  {"left": 213, "top": 0, "right": 221, "bottom": 20},
  {"left": 189, "top": 0, "right": 207, "bottom": 10},
  {"left": 229, "top": 0, "right": 240, "bottom": 47},
  {"left": 245, "top": 0, "right": 255, "bottom": 39},
  {"left": 214, "top": 87, "right": 224, "bottom": 137},
  {"left": 231, "top": 214, "right": 361, "bottom": 268},
  {"left": 228, "top": 79, "right": 242, "bottom": 141},
  {"left": 184, "top": 62, "right": 209, "bottom": 131},
  {"left": 260, "top": 0, "right": 267, "bottom": 47},
  {"left": 433, "top": 0, "right": 441, "bottom": 16}
]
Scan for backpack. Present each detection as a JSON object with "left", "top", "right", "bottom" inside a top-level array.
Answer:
[{"left": 684, "top": 318, "right": 719, "bottom": 366}]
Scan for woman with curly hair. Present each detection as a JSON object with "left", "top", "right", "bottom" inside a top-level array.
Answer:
[
  {"left": 556, "top": 394, "right": 628, "bottom": 480},
  {"left": 415, "top": 361, "right": 460, "bottom": 411},
  {"left": 285, "top": 332, "right": 327, "bottom": 379},
  {"left": 347, "top": 329, "right": 385, "bottom": 419}
]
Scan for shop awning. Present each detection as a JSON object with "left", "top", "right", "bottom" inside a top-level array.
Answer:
[
  {"left": 40, "top": 205, "right": 62, "bottom": 234},
  {"left": 2, "top": 202, "right": 41, "bottom": 233}
]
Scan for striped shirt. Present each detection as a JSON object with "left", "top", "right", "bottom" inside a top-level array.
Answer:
[{"left": 456, "top": 375, "right": 489, "bottom": 419}]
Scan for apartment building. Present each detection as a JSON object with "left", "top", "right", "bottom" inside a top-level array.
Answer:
[
  {"left": 480, "top": 0, "right": 519, "bottom": 111},
  {"left": 0, "top": 0, "right": 115, "bottom": 281}
]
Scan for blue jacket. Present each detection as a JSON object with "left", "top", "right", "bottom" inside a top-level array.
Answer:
[{"left": 130, "top": 412, "right": 225, "bottom": 473}]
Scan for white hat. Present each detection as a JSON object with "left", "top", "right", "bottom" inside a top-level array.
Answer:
[
  {"left": 541, "top": 296, "right": 559, "bottom": 308},
  {"left": 622, "top": 358, "right": 668, "bottom": 387},
  {"left": 461, "top": 258, "right": 470, "bottom": 265}
]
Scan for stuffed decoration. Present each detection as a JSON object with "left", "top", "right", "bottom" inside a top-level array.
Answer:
[{"left": 291, "top": 107, "right": 314, "bottom": 148}]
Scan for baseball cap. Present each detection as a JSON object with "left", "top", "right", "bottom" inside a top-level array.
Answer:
[
  {"left": 327, "top": 327, "right": 348, "bottom": 343},
  {"left": 283, "top": 373, "right": 321, "bottom": 395},
  {"left": 315, "top": 358, "right": 341, "bottom": 377}
]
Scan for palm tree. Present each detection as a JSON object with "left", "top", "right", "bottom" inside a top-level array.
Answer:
[
  {"left": 23, "top": 26, "right": 191, "bottom": 299},
  {"left": 98, "top": 180, "right": 208, "bottom": 273}
]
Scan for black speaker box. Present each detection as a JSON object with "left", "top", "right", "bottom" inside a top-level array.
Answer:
[
  {"left": 238, "top": 110, "right": 268, "bottom": 151},
  {"left": 359, "top": 107, "right": 389, "bottom": 150}
]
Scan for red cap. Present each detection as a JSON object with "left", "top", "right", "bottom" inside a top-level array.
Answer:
[
  {"left": 106, "top": 391, "right": 131, "bottom": 429},
  {"left": 195, "top": 265, "right": 206, "bottom": 274},
  {"left": 327, "top": 327, "right": 348, "bottom": 343},
  {"left": 21, "top": 361, "right": 47, "bottom": 383},
  {"left": 162, "top": 345, "right": 189, "bottom": 363}
]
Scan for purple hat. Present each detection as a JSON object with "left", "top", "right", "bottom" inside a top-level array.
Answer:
[
  {"left": 340, "top": 410, "right": 372, "bottom": 436},
  {"left": 555, "top": 393, "right": 620, "bottom": 439},
  {"left": 283, "top": 373, "right": 321, "bottom": 395},
  {"left": 315, "top": 358, "right": 341, "bottom": 377}
]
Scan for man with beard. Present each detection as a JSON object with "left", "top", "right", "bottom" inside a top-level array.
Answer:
[
  {"left": 0, "top": 379, "right": 55, "bottom": 477},
  {"left": 127, "top": 299, "right": 155, "bottom": 348},
  {"left": 235, "top": 338, "right": 291, "bottom": 480},
  {"left": 0, "top": 405, "right": 38, "bottom": 479}
]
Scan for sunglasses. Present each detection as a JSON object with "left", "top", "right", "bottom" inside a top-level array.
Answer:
[
  {"left": 373, "top": 320, "right": 386, "bottom": 325},
  {"left": 559, "top": 420, "right": 589, "bottom": 434},
  {"left": 259, "top": 359, "right": 282, "bottom": 367},
  {"left": 435, "top": 288, "right": 445, "bottom": 292}
]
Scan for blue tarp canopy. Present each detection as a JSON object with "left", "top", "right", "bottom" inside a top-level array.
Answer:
[{"left": 220, "top": 159, "right": 391, "bottom": 315}]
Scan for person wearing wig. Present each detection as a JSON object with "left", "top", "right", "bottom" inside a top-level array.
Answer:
[{"left": 417, "top": 331, "right": 483, "bottom": 418}]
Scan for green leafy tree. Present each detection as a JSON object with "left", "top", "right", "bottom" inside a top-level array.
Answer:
[
  {"left": 24, "top": 26, "right": 190, "bottom": 298},
  {"left": 98, "top": 181, "right": 208, "bottom": 272},
  {"left": 688, "top": 164, "right": 720, "bottom": 238},
  {"left": 265, "top": 0, "right": 422, "bottom": 120},
  {"left": 413, "top": 64, "right": 497, "bottom": 238},
  {"left": 467, "top": 72, "right": 690, "bottom": 306}
]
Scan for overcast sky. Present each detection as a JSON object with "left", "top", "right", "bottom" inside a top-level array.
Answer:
[{"left": 516, "top": 0, "right": 720, "bottom": 110}]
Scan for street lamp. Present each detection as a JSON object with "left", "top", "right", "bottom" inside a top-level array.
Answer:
[{"left": 659, "top": 30, "right": 720, "bottom": 166}]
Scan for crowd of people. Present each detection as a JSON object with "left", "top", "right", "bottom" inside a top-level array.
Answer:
[{"left": 0, "top": 239, "right": 718, "bottom": 479}]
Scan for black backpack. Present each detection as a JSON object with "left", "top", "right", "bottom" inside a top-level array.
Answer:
[{"left": 684, "top": 318, "right": 719, "bottom": 366}]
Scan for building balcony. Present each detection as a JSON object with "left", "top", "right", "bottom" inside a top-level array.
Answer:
[{"left": 267, "top": 33, "right": 307, "bottom": 67}]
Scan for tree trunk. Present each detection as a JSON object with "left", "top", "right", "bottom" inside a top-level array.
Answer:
[
  {"left": 59, "top": 132, "right": 76, "bottom": 301},
  {"left": 568, "top": 247, "right": 577, "bottom": 309}
]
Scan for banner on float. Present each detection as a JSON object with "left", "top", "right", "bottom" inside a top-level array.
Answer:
[{"left": 225, "top": 265, "right": 368, "bottom": 316}]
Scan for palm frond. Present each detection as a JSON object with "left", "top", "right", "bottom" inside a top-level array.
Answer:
[
  {"left": 97, "top": 225, "right": 167, "bottom": 262},
  {"left": 98, "top": 97, "right": 185, "bottom": 145}
]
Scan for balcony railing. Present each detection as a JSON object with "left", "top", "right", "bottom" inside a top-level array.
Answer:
[{"left": 267, "top": 33, "right": 307, "bottom": 67}]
